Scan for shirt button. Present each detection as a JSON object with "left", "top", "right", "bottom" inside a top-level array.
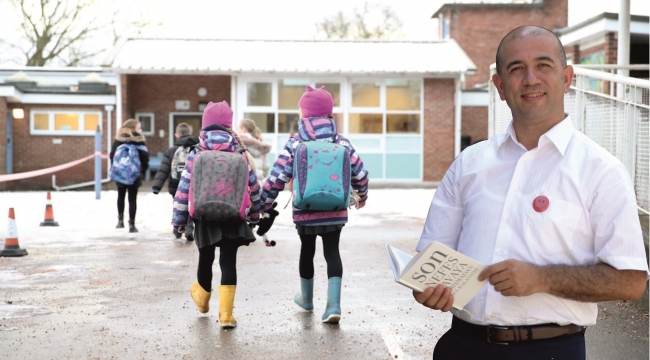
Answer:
[{"left": 505, "top": 218, "right": 510, "bottom": 224}]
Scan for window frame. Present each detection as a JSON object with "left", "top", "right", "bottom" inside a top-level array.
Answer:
[
  {"left": 135, "top": 112, "right": 155, "bottom": 136},
  {"left": 30, "top": 109, "right": 103, "bottom": 136}
]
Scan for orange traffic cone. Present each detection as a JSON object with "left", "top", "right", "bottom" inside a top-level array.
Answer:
[
  {"left": 1, "top": 208, "right": 28, "bottom": 257},
  {"left": 40, "top": 191, "right": 59, "bottom": 226}
]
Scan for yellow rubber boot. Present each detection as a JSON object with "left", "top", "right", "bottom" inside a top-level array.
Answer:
[
  {"left": 218, "top": 285, "right": 237, "bottom": 329},
  {"left": 190, "top": 282, "right": 211, "bottom": 313}
]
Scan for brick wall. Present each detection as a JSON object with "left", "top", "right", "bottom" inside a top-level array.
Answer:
[
  {"left": 125, "top": 74, "right": 231, "bottom": 156},
  {"left": 461, "top": 106, "right": 489, "bottom": 145},
  {"left": 423, "top": 78, "right": 456, "bottom": 181},
  {"left": 9, "top": 104, "right": 110, "bottom": 189},
  {"left": 577, "top": 32, "right": 617, "bottom": 65},
  {"left": 446, "top": 0, "right": 568, "bottom": 89}
]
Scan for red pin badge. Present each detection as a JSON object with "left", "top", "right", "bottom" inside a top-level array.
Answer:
[{"left": 532, "top": 196, "right": 549, "bottom": 212}]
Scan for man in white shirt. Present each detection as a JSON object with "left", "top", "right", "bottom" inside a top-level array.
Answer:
[{"left": 414, "top": 25, "right": 649, "bottom": 360}]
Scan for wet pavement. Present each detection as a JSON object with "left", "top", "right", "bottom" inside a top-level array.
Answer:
[{"left": 0, "top": 189, "right": 647, "bottom": 359}]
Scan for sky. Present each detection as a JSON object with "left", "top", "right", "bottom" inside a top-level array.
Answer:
[
  {"left": 130, "top": 0, "right": 650, "bottom": 40},
  {"left": 0, "top": 0, "right": 648, "bottom": 66}
]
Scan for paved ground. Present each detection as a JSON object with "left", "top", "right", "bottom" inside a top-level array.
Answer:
[{"left": 0, "top": 189, "right": 647, "bottom": 359}]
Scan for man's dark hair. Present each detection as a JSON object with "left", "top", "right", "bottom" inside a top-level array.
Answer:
[{"left": 495, "top": 25, "right": 567, "bottom": 75}]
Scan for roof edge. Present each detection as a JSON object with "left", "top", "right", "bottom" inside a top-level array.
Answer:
[
  {"left": 113, "top": 37, "right": 450, "bottom": 44},
  {"left": 555, "top": 12, "right": 650, "bottom": 35},
  {"left": 432, "top": 2, "right": 543, "bottom": 18}
]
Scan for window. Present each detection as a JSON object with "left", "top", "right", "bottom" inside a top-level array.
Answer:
[
  {"left": 135, "top": 112, "right": 154, "bottom": 136},
  {"left": 443, "top": 19, "right": 450, "bottom": 39},
  {"left": 349, "top": 79, "right": 422, "bottom": 135},
  {"left": 241, "top": 79, "right": 343, "bottom": 136},
  {"left": 30, "top": 110, "right": 102, "bottom": 135},
  {"left": 247, "top": 82, "right": 272, "bottom": 106},
  {"left": 352, "top": 83, "right": 380, "bottom": 107}
]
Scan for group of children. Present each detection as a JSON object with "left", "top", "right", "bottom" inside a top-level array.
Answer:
[{"left": 110, "top": 86, "right": 369, "bottom": 329}]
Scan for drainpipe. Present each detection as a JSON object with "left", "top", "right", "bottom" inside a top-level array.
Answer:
[{"left": 454, "top": 73, "right": 464, "bottom": 157}]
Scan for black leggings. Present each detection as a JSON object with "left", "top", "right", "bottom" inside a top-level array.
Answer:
[
  {"left": 117, "top": 185, "right": 138, "bottom": 221},
  {"left": 197, "top": 241, "right": 240, "bottom": 291},
  {"left": 299, "top": 230, "right": 342, "bottom": 279}
]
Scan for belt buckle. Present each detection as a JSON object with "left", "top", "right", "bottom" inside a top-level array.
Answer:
[{"left": 487, "top": 325, "right": 510, "bottom": 345}]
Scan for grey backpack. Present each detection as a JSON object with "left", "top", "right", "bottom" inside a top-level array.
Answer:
[{"left": 188, "top": 147, "right": 252, "bottom": 221}]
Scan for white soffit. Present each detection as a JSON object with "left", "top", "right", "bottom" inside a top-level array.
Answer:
[
  {"left": 106, "top": 39, "right": 477, "bottom": 76},
  {"left": 560, "top": 17, "right": 649, "bottom": 47}
]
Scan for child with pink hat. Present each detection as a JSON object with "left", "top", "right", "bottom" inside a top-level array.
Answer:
[
  {"left": 260, "top": 86, "right": 369, "bottom": 323},
  {"left": 172, "top": 101, "right": 261, "bottom": 329}
]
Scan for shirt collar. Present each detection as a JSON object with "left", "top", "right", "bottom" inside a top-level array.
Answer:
[
  {"left": 499, "top": 115, "right": 575, "bottom": 156},
  {"left": 540, "top": 115, "right": 575, "bottom": 156}
]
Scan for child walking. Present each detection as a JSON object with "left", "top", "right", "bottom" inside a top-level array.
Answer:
[
  {"left": 260, "top": 86, "right": 369, "bottom": 323},
  {"left": 152, "top": 122, "right": 200, "bottom": 240},
  {"left": 110, "top": 118, "right": 149, "bottom": 233},
  {"left": 237, "top": 119, "right": 272, "bottom": 182},
  {"left": 172, "top": 101, "right": 261, "bottom": 329}
]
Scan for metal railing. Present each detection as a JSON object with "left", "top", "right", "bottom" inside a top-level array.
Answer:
[{"left": 488, "top": 64, "right": 650, "bottom": 214}]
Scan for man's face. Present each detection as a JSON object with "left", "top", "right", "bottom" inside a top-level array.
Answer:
[{"left": 492, "top": 35, "right": 573, "bottom": 127}]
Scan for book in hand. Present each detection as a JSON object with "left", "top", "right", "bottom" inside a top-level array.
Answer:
[{"left": 385, "top": 241, "right": 488, "bottom": 310}]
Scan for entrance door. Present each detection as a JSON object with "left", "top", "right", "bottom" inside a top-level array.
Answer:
[{"left": 170, "top": 113, "right": 202, "bottom": 147}]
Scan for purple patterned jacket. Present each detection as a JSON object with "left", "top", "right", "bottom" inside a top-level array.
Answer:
[{"left": 260, "top": 117, "right": 369, "bottom": 226}]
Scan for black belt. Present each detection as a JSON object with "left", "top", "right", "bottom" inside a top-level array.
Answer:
[{"left": 452, "top": 316, "right": 586, "bottom": 345}]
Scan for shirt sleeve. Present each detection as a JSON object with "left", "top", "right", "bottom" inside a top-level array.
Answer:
[
  {"left": 590, "top": 162, "right": 650, "bottom": 278},
  {"left": 415, "top": 155, "right": 465, "bottom": 252}
]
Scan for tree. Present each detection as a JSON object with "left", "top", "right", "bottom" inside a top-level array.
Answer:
[
  {"left": 316, "top": 2, "right": 403, "bottom": 40},
  {"left": 0, "top": 0, "right": 152, "bottom": 66}
]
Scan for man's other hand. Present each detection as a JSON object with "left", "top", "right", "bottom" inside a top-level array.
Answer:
[{"left": 479, "top": 259, "right": 543, "bottom": 297}]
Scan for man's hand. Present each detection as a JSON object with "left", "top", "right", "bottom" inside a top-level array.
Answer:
[
  {"left": 479, "top": 259, "right": 544, "bottom": 297},
  {"left": 357, "top": 201, "right": 366, "bottom": 209},
  {"left": 413, "top": 284, "right": 454, "bottom": 312}
]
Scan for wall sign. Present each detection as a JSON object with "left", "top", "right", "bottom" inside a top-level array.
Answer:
[{"left": 175, "top": 100, "right": 190, "bottom": 111}]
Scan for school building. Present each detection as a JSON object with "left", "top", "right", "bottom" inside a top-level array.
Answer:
[{"left": 0, "top": 39, "right": 476, "bottom": 189}]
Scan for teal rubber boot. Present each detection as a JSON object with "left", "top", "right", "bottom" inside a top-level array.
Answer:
[
  {"left": 294, "top": 277, "right": 314, "bottom": 311},
  {"left": 322, "top": 277, "right": 342, "bottom": 323}
]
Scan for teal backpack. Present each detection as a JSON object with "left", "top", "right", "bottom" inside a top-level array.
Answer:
[{"left": 292, "top": 138, "right": 351, "bottom": 211}]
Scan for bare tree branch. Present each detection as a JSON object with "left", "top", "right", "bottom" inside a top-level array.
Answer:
[
  {"left": 2, "top": 0, "right": 152, "bottom": 66},
  {"left": 315, "top": 2, "right": 403, "bottom": 40}
]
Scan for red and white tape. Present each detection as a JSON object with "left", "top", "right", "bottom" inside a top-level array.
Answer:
[{"left": 0, "top": 153, "right": 109, "bottom": 183}]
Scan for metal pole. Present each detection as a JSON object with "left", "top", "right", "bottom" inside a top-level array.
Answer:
[
  {"left": 105, "top": 105, "right": 114, "bottom": 174},
  {"left": 6, "top": 111, "right": 12, "bottom": 174},
  {"left": 616, "top": 0, "right": 631, "bottom": 97},
  {"left": 95, "top": 124, "right": 101, "bottom": 200}
]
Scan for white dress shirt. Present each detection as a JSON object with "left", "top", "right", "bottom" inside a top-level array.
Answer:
[{"left": 417, "top": 116, "right": 649, "bottom": 326}]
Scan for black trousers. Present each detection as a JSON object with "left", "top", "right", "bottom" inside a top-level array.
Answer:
[
  {"left": 197, "top": 241, "right": 240, "bottom": 291},
  {"left": 298, "top": 230, "right": 342, "bottom": 279},
  {"left": 116, "top": 185, "right": 138, "bottom": 220},
  {"left": 433, "top": 319, "right": 586, "bottom": 360}
]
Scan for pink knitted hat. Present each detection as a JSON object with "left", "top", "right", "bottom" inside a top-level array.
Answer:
[
  {"left": 201, "top": 101, "right": 233, "bottom": 129},
  {"left": 298, "top": 86, "right": 334, "bottom": 118}
]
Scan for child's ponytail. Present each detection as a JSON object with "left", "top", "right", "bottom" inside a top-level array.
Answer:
[{"left": 227, "top": 127, "right": 258, "bottom": 174}]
